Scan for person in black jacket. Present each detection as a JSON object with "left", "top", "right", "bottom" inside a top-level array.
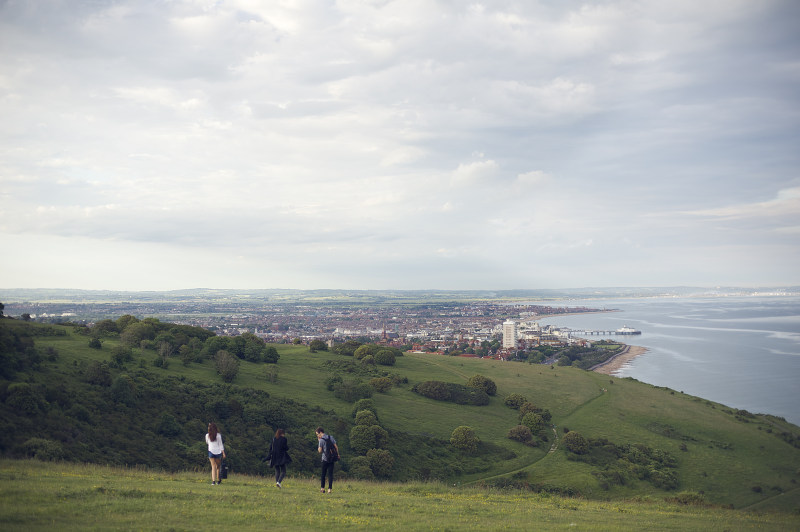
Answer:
[{"left": 268, "top": 428, "right": 291, "bottom": 488}]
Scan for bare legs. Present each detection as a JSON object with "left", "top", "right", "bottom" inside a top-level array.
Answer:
[{"left": 209, "top": 457, "right": 221, "bottom": 483}]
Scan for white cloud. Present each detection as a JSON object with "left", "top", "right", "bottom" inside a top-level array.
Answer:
[{"left": 0, "top": 0, "right": 798, "bottom": 289}]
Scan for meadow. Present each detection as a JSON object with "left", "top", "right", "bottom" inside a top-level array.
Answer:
[
  {"left": 1, "top": 459, "right": 797, "bottom": 531},
  {"left": 2, "top": 317, "right": 800, "bottom": 523}
]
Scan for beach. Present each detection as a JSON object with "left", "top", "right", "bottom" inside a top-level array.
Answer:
[{"left": 592, "top": 345, "right": 648, "bottom": 375}]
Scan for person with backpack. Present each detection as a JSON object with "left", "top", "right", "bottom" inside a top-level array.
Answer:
[{"left": 315, "top": 427, "right": 339, "bottom": 493}]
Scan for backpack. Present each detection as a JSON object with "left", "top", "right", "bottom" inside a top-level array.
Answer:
[{"left": 323, "top": 435, "right": 339, "bottom": 462}]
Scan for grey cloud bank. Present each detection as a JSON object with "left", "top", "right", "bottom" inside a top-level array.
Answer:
[{"left": 1, "top": 0, "right": 798, "bottom": 290}]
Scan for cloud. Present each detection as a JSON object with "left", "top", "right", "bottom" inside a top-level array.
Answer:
[{"left": 0, "top": 0, "right": 798, "bottom": 289}]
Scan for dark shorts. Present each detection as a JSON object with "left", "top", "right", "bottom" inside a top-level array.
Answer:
[{"left": 208, "top": 452, "right": 223, "bottom": 459}]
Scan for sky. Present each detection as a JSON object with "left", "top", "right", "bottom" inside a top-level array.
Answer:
[{"left": 1, "top": 0, "right": 799, "bottom": 291}]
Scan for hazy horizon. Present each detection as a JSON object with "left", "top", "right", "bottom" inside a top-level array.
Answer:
[{"left": 2, "top": 1, "right": 798, "bottom": 291}]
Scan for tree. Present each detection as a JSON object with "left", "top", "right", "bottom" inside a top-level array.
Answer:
[
  {"left": 0, "top": 301, "right": 4, "bottom": 317},
  {"left": 366, "top": 448, "right": 395, "bottom": 478},
  {"left": 350, "top": 424, "right": 388, "bottom": 454},
  {"left": 450, "top": 426, "right": 479, "bottom": 454},
  {"left": 521, "top": 412, "right": 545, "bottom": 433},
  {"left": 21, "top": 313, "right": 32, "bottom": 322},
  {"left": 351, "top": 398, "right": 376, "bottom": 419},
  {"left": 111, "top": 374, "right": 136, "bottom": 406},
  {"left": 353, "top": 344, "right": 377, "bottom": 360},
  {"left": 507, "top": 425, "right": 534, "bottom": 443},
  {"left": 120, "top": 322, "right": 155, "bottom": 347},
  {"left": 563, "top": 431, "right": 589, "bottom": 455},
  {"left": 215, "top": 350, "right": 240, "bottom": 383},
  {"left": 467, "top": 374, "right": 497, "bottom": 396},
  {"left": 84, "top": 360, "right": 112, "bottom": 386},
  {"left": 504, "top": 393, "right": 528, "bottom": 409},
  {"left": 374, "top": 349, "right": 396, "bottom": 366},
  {"left": 88, "top": 337, "right": 102, "bottom": 349},
  {"left": 309, "top": 339, "right": 328, "bottom": 352},
  {"left": 355, "top": 410, "right": 378, "bottom": 426},
  {"left": 369, "top": 377, "right": 393, "bottom": 393}
]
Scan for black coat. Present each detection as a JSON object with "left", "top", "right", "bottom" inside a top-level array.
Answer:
[{"left": 268, "top": 436, "right": 291, "bottom": 467}]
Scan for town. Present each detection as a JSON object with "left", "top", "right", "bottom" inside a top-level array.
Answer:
[{"left": 5, "top": 296, "right": 634, "bottom": 361}]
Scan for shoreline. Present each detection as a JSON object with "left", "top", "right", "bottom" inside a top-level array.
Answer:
[{"left": 592, "top": 345, "right": 648, "bottom": 375}]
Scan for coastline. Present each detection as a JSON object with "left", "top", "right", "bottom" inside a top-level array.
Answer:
[{"left": 592, "top": 345, "right": 648, "bottom": 375}]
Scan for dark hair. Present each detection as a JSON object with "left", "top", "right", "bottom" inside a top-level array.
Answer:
[
  {"left": 275, "top": 428, "right": 285, "bottom": 438},
  {"left": 315, "top": 427, "right": 324, "bottom": 434},
  {"left": 208, "top": 422, "right": 219, "bottom": 443}
]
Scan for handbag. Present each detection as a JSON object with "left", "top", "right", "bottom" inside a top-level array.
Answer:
[{"left": 220, "top": 460, "right": 229, "bottom": 480}]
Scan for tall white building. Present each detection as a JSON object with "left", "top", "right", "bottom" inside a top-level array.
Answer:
[{"left": 502, "top": 320, "right": 517, "bottom": 349}]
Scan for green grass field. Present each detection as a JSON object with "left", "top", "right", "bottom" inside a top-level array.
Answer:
[
  {"left": 8, "top": 320, "right": 800, "bottom": 518},
  {"left": 1, "top": 460, "right": 797, "bottom": 531}
]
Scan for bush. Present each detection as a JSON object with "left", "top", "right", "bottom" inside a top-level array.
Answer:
[
  {"left": 366, "top": 448, "right": 395, "bottom": 478},
  {"left": 563, "top": 431, "right": 589, "bottom": 455},
  {"left": 21, "top": 438, "right": 64, "bottom": 461},
  {"left": 504, "top": 393, "right": 528, "bottom": 409},
  {"left": 369, "top": 377, "right": 393, "bottom": 393},
  {"left": 84, "top": 360, "right": 112, "bottom": 386},
  {"left": 413, "top": 380, "right": 489, "bottom": 406},
  {"left": 507, "top": 425, "right": 533, "bottom": 443},
  {"left": 351, "top": 398, "right": 376, "bottom": 419},
  {"left": 374, "top": 349, "right": 396, "bottom": 366},
  {"left": 355, "top": 410, "right": 378, "bottom": 426},
  {"left": 353, "top": 344, "right": 377, "bottom": 360},
  {"left": 309, "top": 339, "right": 328, "bottom": 352},
  {"left": 215, "top": 350, "right": 240, "bottom": 383},
  {"left": 521, "top": 412, "right": 545, "bottom": 433},
  {"left": 467, "top": 374, "right": 497, "bottom": 396},
  {"left": 450, "top": 426, "right": 479, "bottom": 454},
  {"left": 333, "top": 380, "right": 373, "bottom": 402},
  {"left": 88, "top": 337, "right": 102, "bottom": 349},
  {"left": 111, "top": 374, "right": 136, "bottom": 406},
  {"left": 350, "top": 425, "right": 389, "bottom": 454},
  {"left": 348, "top": 456, "right": 375, "bottom": 480}
]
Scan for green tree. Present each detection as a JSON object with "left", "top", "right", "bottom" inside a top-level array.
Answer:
[
  {"left": 504, "top": 393, "right": 528, "bottom": 409},
  {"left": 120, "top": 322, "right": 155, "bottom": 347},
  {"left": 369, "top": 377, "right": 393, "bottom": 393},
  {"left": 215, "top": 350, "right": 240, "bottom": 383},
  {"left": 309, "top": 339, "right": 328, "bottom": 352},
  {"left": 366, "top": 448, "right": 395, "bottom": 478},
  {"left": 111, "top": 374, "right": 136, "bottom": 406},
  {"left": 450, "top": 426, "right": 479, "bottom": 454},
  {"left": 521, "top": 412, "right": 545, "bottom": 433},
  {"left": 353, "top": 344, "right": 377, "bottom": 360},
  {"left": 351, "top": 398, "right": 376, "bottom": 419},
  {"left": 350, "top": 425, "right": 388, "bottom": 454},
  {"left": 88, "top": 337, "right": 102, "bottom": 349},
  {"left": 563, "top": 431, "right": 589, "bottom": 454},
  {"left": 355, "top": 410, "right": 378, "bottom": 426},
  {"left": 374, "top": 349, "right": 396, "bottom": 366},
  {"left": 507, "top": 425, "right": 534, "bottom": 443},
  {"left": 467, "top": 374, "right": 497, "bottom": 396}
]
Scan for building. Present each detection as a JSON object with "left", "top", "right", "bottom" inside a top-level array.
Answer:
[{"left": 502, "top": 320, "right": 517, "bottom": 349}]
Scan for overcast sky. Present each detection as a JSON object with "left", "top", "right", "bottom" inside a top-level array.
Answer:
[{"left": 1, "top": 0, "right": 798, "bottom": 291}]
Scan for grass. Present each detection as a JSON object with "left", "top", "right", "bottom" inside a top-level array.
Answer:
[
  {"left": 25, "top": 325, "right": 800, "bottom": 511},
  {"left": 1, "top": 459, "right": 797, "bottom": 531}
]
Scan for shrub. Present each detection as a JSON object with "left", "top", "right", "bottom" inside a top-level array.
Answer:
[
  {"left": 88, "top": 337, "right": 102, "bottom": 349},
  {"left": 467, "top": 374, "right": 497, "bottom": 396},
  {"left": 21, "top": 438, "right": 64, "bottom": 461},
  {"left": 450, "top": 426, "right": 479, "bottom": 454},
  {"left": 309, "top": 339, "right": 328, "bottom": 352},
  {"left": 348, "top": 456, "right": 375, "bottom": 480},
  {"left": 504, "top": 393, "right": 528, "bottom": 409},
  {"left": 351, "top": 398, "right": 376, "bottom": 419},
  {"left": 111, "top": 345, "right": 134, "bottom": 365},
  {"left": 374, "top": 349, "right": 396, "bottom": 366},
  {"left": 521, "top": 412, "right": 545, "bottom": 433},
  {"left": 333, "top": 380, "right": 373, "bottom": 402},
  {"left": 111, "top": 374, "right": 137, "bottom": 406},
  {"left": 353, "top": 344, "right": 377, "bottom": 360},
  {"left": 563, "top": 431, "right": 589, "bottom": 455},
  {"left": 507, "top": 425, "right": 533, "bottom": 443},
  {"left": 84, "top": 360, "right": 112, "bottom": 386},
  {"left": 350, "top": 425, "right": 389, "bottom": 454},
  {"left": 369, "top": 377, "right": 393, "bottom": 393},
  {"left": 215, "top": 350, "right": 240, "bottom": 383},
  {"left": 366, "top": 448, "right": 395, "bottom": 478},
  {"left": 413, "top": 380, "right": 489, "bottom": 406},
  {"left": 355, "top": 410, "right": 378, "bottom": 426},
  {"left": 5, "top": 383, "right": 48, "bottom": 415}
]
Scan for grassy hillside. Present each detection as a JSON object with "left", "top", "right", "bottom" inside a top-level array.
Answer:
[
  {"left": 1, "top": 460, "right": 797, "bottom": 531},
  {"left": 2, "top": 319, "right": 799, "bottom": 514}
]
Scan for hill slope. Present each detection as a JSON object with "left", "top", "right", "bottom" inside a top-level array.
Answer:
[{"left": 1, "top": 318, "right": 799, "bottom": 512}]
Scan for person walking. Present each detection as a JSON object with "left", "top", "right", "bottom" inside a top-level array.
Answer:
[
  {"left": 206, "top": 422, "right": 226, "bottom": 485},
  {"left": 316, "top": 427, "right": 339, "bottom": 493},
  {"left": 268, "top": 428, "right": 291, "bottom": 488}
]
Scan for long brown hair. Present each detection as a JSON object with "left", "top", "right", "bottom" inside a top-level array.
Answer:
[
  {"left": 275, "top": 428, "right": 285, "bottom": 439},
  {"left": 208, "top": 422, "right": 219, "bottom": 443}
]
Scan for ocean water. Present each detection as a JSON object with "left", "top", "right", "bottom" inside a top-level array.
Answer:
[{"left": 534, "top": 296, "right": 800, "bottom": 426}]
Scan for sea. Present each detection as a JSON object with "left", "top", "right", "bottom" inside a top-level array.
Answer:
[{"left": 531, "top": 295, "right": 800, "bottom": 427}]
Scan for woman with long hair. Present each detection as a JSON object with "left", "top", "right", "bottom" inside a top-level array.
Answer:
[
  {"left": 205, "top": 422, "right": 226, "bottom": 485},
  {"left": 268, "top": 428, "right": 291, "bottom": 488}
]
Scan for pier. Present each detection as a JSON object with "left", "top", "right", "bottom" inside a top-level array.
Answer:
[{"left": 569, "top": 327, "right": 641, "bottom": 336}]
